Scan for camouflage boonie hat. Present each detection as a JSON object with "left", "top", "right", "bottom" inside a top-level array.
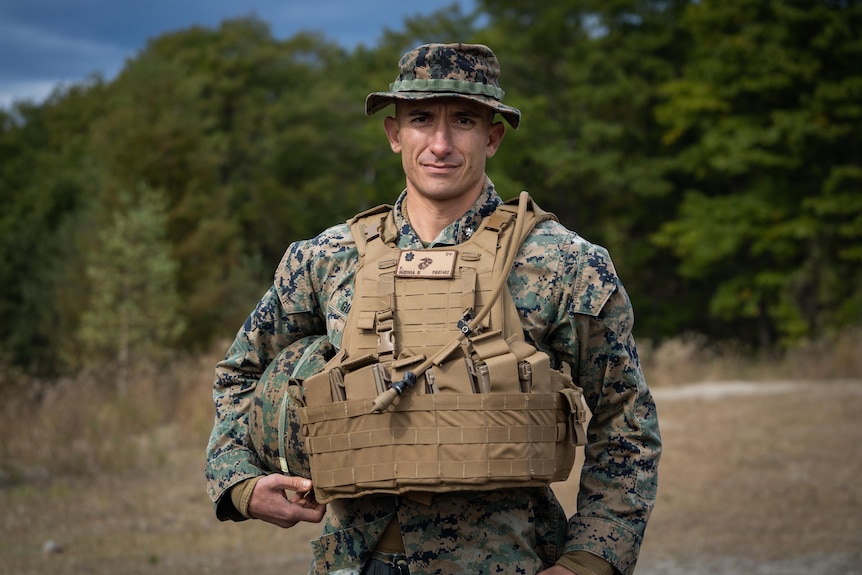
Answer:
[{"left": 366, "top": 43, "right": 521, "bottom": 129}]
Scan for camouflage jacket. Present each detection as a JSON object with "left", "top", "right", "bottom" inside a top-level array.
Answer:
[{"left": 206, "top": 179, "right": 661, "bottom": 575}]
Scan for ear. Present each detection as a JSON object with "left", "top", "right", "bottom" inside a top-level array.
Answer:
[
  {"left": 383, "top": 116, "right": 402, "bottom": 153},
  {"left": 485, "top": 121, "right": 505, "bottom": 158}
]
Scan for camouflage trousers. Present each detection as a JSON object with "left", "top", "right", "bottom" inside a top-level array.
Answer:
[
  {"left": 308, "top": 489, "right": 567, "bottom": 575},
  {"left": 361, "top": 553, "right": 409, "bottom": 575}
]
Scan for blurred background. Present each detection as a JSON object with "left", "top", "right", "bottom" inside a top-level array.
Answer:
[{"left": 1, "top": 1, "right": 860, "bottom": 573}]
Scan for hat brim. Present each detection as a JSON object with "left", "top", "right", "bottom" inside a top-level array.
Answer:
[{"left": 365, "top": 91, "right": 521, "bottom": 129}]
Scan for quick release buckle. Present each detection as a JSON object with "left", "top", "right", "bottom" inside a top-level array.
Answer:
[{"left": 457, "top": 308, "right": 475, "bottom": 336}]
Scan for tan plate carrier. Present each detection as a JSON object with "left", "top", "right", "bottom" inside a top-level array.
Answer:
[{"left": 296, "top": 193, "right": 587, "bottom": 503}]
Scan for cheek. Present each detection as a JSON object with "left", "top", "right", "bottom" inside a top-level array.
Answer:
[{"left": 398, "top": 138, "right": 425, "bottom": 164}]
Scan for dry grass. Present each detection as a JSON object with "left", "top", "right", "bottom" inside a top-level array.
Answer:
[
  {"left": 1, "top": 331, "right": 861, "bottom": 574},
  {"left": 0, "top": 347, "right": 217, "bottom": 487},
  {"left": 639, "top": 328, "right": 862, "bottom": 386}
]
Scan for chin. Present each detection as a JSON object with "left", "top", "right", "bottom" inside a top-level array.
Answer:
[{"left": 421, "top": 189, "right": 470, "bottom": 202}]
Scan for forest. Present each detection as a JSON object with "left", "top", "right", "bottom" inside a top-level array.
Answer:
[{"left": 2, "top": 0, "right": 860, "bottom": 380}]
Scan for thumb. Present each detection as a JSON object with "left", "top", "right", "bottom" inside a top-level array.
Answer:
[{"left": 266, "top": 474, "right": 313, "bottom": 494}]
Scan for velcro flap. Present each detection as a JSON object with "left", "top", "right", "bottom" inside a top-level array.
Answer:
[
  {"left": 470, "top": 330, "right": 510, "bottom": 360},
  {"left": 559, "top": 387, "right": 588, "bottom": 446},
  {"left": 357, "top": 311, "right": 376, "bottom": 331}
]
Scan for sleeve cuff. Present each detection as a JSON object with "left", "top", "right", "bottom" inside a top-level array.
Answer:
[
  {"left": 565, "top": 515, "right": 641, "bottom": 575},
  {"left": 556, "top": 551, "right": 616, "bottom": 575},
  {"left": 230, "top": 476, "right": 263, "bottom": 519},
  {"left": 206, "top": 447, "right": 266, "bottom": 521}
]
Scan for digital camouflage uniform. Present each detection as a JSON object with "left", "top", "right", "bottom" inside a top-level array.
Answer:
[{"left": 206, "top": 181, "right": 662, "bottom": 575}]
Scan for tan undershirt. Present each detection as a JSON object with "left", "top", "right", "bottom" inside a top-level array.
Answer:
[
  {"left": 375, "top": 515, "right": 406, "bottom": 553},
  {"left": 374, "top": 491, "right": 433, "bottom": 553}
]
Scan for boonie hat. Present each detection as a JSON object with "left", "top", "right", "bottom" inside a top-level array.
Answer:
[{"left": 365, "top": 43, "right": 521, "bottom": 129}]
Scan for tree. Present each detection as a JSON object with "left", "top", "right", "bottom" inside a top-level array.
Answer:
[
  {"left": 653, "top": 0, "right": 862, "bottom": 344},
  {"left": 0, "top": 79, "right": 108, "bottom": 374},
  {"left": 75, "top": 186, "right": 184, "bottom": 394},
  {"left": 2, "top": 4, "right": 860, "bottom": 379},
  {"left": 93, "top": 19, "right": 380, "bottom": 345},
  {"left": 476, "top": 0, "right": 695, "bottom": 337}
]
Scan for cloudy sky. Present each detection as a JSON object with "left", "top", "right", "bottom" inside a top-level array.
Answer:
[{"left": 0, "top": 0, "right": 475, "bottom": 108}]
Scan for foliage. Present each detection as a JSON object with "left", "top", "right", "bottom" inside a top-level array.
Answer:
[
  {"left": 476, "top": 0, "right": 695, "bottom": 338},
  {"left": 75, "top": 186, "right": 184, "bottom": 394},
  {"left": 653, "top": 0, "right": 862, "bottom": 343},
  {"left": 0, "top": 79, "right": 108, "bottom": 373},
  {"left": 1, "top": 3, "right": 860, "bottom": 377}
]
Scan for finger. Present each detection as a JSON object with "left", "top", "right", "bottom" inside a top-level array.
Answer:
[
  {"left": 287, "top": 487, "right": 318, "bottom": 504},
  {"left": 282, "top": 500, "right": 327, "bottom": 525},
  {"left": 290, "top": 496, "right": 326, "bottom": 515},
  {"left": 264, "top": 474, "right": 314, "bottom": 495},
  {"left": 250, "top": 490, "right": 325, "bottom": 528},
  {"left": 287, "top": 490, "right": 325, "bottom": 511}
]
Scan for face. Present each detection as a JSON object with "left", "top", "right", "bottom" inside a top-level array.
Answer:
[{"left": 383, "top": 97, "right": 505, "bottom": 208}]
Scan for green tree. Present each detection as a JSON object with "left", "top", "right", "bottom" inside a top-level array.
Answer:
[
  {"left": 476, "top": 0, "right": 694, "bottom": 337},
  {"left": 3, "top": 3, "right": 861, "bottom": 379},
  {"left": 654, "top": 0, "right": 862, "bottom": 344},
  {"left": 0, "top": 79, "right": 108, "bottom": 374},
  {"left": 93, "top": 19, "right": 383, "bottom": 345},
  {"left": 75, "top": 186, "right": 184, "bottom": 394}
]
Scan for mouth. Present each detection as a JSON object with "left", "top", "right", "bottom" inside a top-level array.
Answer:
[{"left": 423, "top": 163, "right": 459, "bottom": 174}]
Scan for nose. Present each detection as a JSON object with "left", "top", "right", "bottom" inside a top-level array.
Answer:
[{"left": 428, "top": 122, "right": 454, "bottom": 157}]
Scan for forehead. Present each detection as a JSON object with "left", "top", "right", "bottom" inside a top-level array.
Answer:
[{"left": 395, "top": 97, "right": 491, "bottom": 116}]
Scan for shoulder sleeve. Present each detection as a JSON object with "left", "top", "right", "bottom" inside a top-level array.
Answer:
[
  {"left": 206, "top": 226, "right": 354, "bottom": 520},
  {"left": 274, "top": 223, "right": 355, "bottom": 316},
  {"left": 206, "top": 286, "right": 288, "bottom": 521},
  {"left": 570, "top": 243, "right": 621, "bottom": 319},
  {"left": 527, "top": 222, "right": 660, "bottom": 575}
]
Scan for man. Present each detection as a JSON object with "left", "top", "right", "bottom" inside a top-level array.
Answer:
[{"left": 206, "top": 43, "right": 661, "bottom": 575}]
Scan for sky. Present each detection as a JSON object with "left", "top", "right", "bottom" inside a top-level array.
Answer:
[{"left": 0, "top": 0, "right": 475, "bottom": 108}]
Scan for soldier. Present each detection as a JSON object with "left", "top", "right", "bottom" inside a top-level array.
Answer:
[{"left": 206, "top": 43, "right": 661, "bottom": 575}]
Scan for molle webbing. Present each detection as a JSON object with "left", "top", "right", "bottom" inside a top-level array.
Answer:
[
  {"left": 298, "top": 195, "right": 587, "bottom": 503},
  {"left": 347, "top": 205, "right": 517, "bottom": 363},
  {"left": 302, "top": 391, "right": 578, "bottom": 494}
]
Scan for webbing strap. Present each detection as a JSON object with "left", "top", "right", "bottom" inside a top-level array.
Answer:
[
  {"left": 461, "top": 267, "right": 477, "bottom": 319},
  {"left": 303, "top": 391, "right": 564, "bottom": 422},
  {"left": 376, "top": 271, "right": 396, "bottom": 359},
  {"left": 277, "top": 390, "right": 291, "bottom": 473},
  {"left": 317, "top": 455, "right": 563, "bottom": 489},
  {"left": 307, "top": 422, "right": 560, "bottom": 453},
  {"left": 349, "top": 206, "right": 391, "bottom": 257},
  {"left": 481, "top": 209, "right": 513, "bottom": 233}
]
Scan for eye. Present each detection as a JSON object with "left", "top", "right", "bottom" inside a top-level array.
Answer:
[{"left": 454, "top": 116, "right": 477, "bottom": 128}]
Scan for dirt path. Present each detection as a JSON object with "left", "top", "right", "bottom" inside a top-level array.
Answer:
[
  {"left": 2, "top": 379, "right": 861, "bottom": 574},
  {"left": 635, "top": 379, "right": 862, "bottom": 574}
]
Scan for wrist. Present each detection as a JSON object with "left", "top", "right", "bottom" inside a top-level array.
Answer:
[
  {"left": 229, "top": 476, "right": 263, "bottom": 518},
  {"left": 555, "top": 551, "right": 615, "bottom": 575}
]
